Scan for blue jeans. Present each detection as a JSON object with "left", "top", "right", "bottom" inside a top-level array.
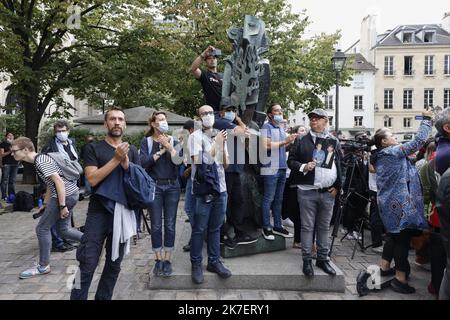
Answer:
[
  {"left": 184, "top": 178, "right": 196, "bottom": 226},
  {"left": 51, "top": 225, "right": 64, "bottom": 248},
  {"left": 191, "top": 192, "right": 227, "bottom": 265},
  {"left": 1, "top": 164, "right": 18, "bottom": 199},
  {"left": 70, "top": 209, "right": 125, "bottom": 300},
  {"left": 262, "top": 169, "right": 287, "bottom": 230},
  {"left": 148, "top": 181, "right": 180, "bottom": 252}
]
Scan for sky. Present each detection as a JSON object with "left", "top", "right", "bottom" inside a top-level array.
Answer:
[{"left": 288, "top": 0, "right": 450, "bottom": 49}]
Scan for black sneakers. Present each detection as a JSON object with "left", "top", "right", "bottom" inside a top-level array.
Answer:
[
  {"left": 273, "top": 227, "right": 293, "bottom": 238},
  {"left": 207, "top": 260, "right": 232, "bottom": 279},
  {"left": 234, "top": 234, "right": 258, "bottom": 245},
  {"left": 262, "top": 228, "right": 275, "bottom": 240},
  {"left": 390, "top": 278, "right": 416, "bottom": 294},
  {"left": 222, "top": 237, "right": 237, "bottom": 249}
]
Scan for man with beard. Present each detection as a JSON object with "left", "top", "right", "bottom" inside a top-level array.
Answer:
[{"left": 70, "top": 107, "right": 140, "bottom": 300}]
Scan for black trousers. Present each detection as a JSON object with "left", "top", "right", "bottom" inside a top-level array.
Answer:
[
  {"left": 282, "top": 185, "right": 301, "bottom": 243},
  {"left": 429, "top": 229, "right": 446, "bottom": 292},
  {"left": 382, "top": 229, "right": 417, "bottom": 273},
  {"left": 369, "top": 191, "right": 384, "bottom": 247},
  {"left": 222, "top": 172, "right": 246, "bottom": 237},
  {"left": 342, "top": 192, "right": 368, "bottom": 233}
]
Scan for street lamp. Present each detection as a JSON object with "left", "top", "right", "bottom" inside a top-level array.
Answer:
[
  {"left": 331, "top": 49, "right": 347, "bottom": 136},
  {"left": 98, "top": 92, "right": 108, "bottom": 114}
]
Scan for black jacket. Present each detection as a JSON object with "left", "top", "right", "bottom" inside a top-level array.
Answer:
[
  {"left": 41, "top": 137, "right": 78, "bottom": 157},
  {"left": 436, "top": 167, "right": 450, "bottom": 253},
  {"left": 287, "top": 132, "right": 342, "bottom": 189}
]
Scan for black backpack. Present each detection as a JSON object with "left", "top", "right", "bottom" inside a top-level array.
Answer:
[{"left": 13, "top": 191, "right": 35, "bottom": 212}]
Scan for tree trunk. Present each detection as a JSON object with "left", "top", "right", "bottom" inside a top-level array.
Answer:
[{"left": 21, "top": 86, "right": 42, "bottom": 184}]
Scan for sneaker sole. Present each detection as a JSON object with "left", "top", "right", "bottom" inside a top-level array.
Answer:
[
  {"left": 272, "top": 230, "right": 294, "bottom": 238},
  {"left": 262, "top": 235, "right": 275, "bottom": 241},
  {"left": 19, "top": 270, "right": 50, "bottom": 279},
  {"left": 235, "top": 239, "right": 258, "bottom": 245}
]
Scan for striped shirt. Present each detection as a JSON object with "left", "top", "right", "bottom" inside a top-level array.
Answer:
[{"left": 35, "top": 154, "right": 79, "bottom": 198}]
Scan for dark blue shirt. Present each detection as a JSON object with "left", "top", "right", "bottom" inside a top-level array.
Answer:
[
  {"left": 436, "top": 137, "right": 450, "bottom": 176},
  {"left": 139, "top": 137, "right": 179, "bottom": 180}
]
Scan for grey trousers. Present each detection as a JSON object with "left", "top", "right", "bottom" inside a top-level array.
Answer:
[
  {"left": 36, "top": 193, "right": 83, "bottom": 266},
  {"left": 297, "top": 189, "right": 336, "bottom": 261},
  {"left": 439, "top": 267, "right": 450, "bottom": 300}
]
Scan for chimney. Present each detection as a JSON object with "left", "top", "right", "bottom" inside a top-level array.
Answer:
[
  {"left": 360, "top": 15, "right": 377, "bottom": 64},
  {"left": 442, "top": 12, "right": 450, "bottom": 34}
]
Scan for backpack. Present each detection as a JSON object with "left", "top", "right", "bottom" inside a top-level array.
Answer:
[
  {"left": 13, "top": 191, "right": 34, "bottom": 212},
  {"left": 36, "top": 152, "right": 83, "bottom": 181}
]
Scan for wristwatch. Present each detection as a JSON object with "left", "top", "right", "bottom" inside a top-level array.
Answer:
[{"left": 59, "top": 204, "right": 67, "bottom": 210}]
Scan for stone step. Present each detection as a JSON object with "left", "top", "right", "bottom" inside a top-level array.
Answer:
[{"left": 146, "top": 218, "right": 345, "bottom": 292}]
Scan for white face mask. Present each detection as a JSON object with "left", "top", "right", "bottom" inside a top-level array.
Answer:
[
  {"left": 202, "top": 114, "right": 215, "bottom": 128},
  {"left": 56, "top": 131, "right": 69, "bottom": 142},
  {"left": 158, "top": 121, "right": 169, "bottom": 133}
]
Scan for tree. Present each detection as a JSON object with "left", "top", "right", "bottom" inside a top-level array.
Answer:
[
  {"left": 148, "top": 0, "right": 352, "bottom": 117},
  {"left": 0, "top": 0, "right": 162, "bottom": 182}
]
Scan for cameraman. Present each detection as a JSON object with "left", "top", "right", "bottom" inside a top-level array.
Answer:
[
  {"left": 191, "top": 45, "right": 223, "bottom": 112},
  {"left": 341, "top": 132, "right": 370, "bottom": 240}
]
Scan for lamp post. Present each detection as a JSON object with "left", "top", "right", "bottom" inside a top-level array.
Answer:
[
  {"left": 99, "top": 92, "right": 108, "bottom": 114},
  {"left": 331, "top": 49, "right": 347, "bottom": 136}
]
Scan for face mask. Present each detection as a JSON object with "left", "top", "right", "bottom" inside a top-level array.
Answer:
[
  {"left": 158, "top": 121, "right": 169, "bottom": 133},
  {"left": 56, "top": 132, "right": 69, "bottom": 142},
  {"left": 202, "top": 114, "right": 215, "bottom": 128},
  {"left": 6, "top": 138, "right": 13, "bottom": 143},
  {"left": 224, "top": 111, "right": 236, "bottom": 122},
  {"left": 273, "top": 114, "right": 283, "bottom": 123}
]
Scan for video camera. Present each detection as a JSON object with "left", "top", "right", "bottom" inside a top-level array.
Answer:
[{"left": 341, "top": 135, "right": 371, "bottom": 154}]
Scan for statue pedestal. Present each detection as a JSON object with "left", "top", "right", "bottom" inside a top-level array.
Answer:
[{"left": 220, "top": 235, "right": 286, "bottom": 258}]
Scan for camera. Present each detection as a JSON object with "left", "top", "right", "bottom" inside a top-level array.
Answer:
[
  {"left": 341, "top": 136, "right": 371, "bottom": 153},
  {"left": 211, "top": 49, "right": 222, "bottom": 57}
]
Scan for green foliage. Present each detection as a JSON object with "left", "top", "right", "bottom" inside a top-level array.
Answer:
[{"left": 0, "top": 113, "right": 25, "bottom": 139}]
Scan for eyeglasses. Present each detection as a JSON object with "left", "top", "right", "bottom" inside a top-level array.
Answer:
[
  {"left": 200, "top": 111, "right": 214, "bottom": 117},
  {"left": 10, "top": 148, "right": 24, "bottom": 154},
  {"left": 309, "top": 116, "right": 326, "bottom": 121}
]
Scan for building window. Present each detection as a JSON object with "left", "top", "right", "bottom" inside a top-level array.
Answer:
[
  {"left": 384, "top": 117, "right": 393, "bottom": 127},
  {"left": 445, "top": 55, "right": 450, "bottom": 75},
  {"left": 424, "top": 89, "right": 434, "bottom": 108},
  {"left": 403, "top": 89, "right": 413, "bottom": 109},
  {"left": 444, "top": 89, "right": 450, "bottom": 109},
  {"left": 403, "top": 32, "right": 413, "bottom": 43},
  {"left": 354, "top": 116, "right": 363, "bottom": 127},
  {"left": 425, "top": 56, "right": 434, "bottom": 75},
  {"left": 404, "top": 56, "right": 413, "bottom": 75},
  {"left": 324, "top": 95, "right": 333, "bottom": 110},
  {"left": 384, "top": 56, "right": 394, "bottom": 75},
  {"left": 403, "top": 117, "right": 412, "bottom": 128},
  {"left": 354, "top": 95, "right": 363, "bottom": 110},
  {"left": 328, "top": 116, "right": 333, "bottom": 127},
  {"left": 424, "top": 32, "right": 435, "bottom": 43},
  {"left": 384, "top": 89, "right": 393, "bottom": 109}
]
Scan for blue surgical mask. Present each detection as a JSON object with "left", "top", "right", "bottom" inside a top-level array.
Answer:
[
  {"left": 56, "top": 132, "right": 69, "bottom": 142},
  {"left": 158, "top": 121, "right": 169, "bottom": 133},
  {"left": 224, "top": 111, "right": 236, "bottom": 122},
  {"left": 273, "top": 114, "right": 283, "bottom": 123}
]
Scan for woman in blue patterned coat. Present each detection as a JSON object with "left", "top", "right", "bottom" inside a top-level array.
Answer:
[{"left": 371, "top": 110, "right": 433, "bottom": 294}]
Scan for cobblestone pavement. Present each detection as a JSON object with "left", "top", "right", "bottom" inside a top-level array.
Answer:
[{"left": 0, "top": 184, "right": 436, "bottom": 300}]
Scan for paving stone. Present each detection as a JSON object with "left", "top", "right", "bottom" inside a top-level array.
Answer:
[
  {"left": 14, "top": 294, "right": 43, "bottom": 300},
  {"left": 240, "top": 291, "right": 262, "bottom": 300},
  {"left": 260, "top": 291, "right": 281, "bottom": 300},
  {"left": 0, "top": 294, "right": 17, "bottom": 300},
  {"left": 301, "top": 293, "right": 325, "bottom": 300},
  {"left": 41, "top": 293, "right": 66, "bottom": 300},
  {"left": 219, "top": 292, "right": 241, "bottom": 300},
  {"left": 175, "top": 291, "right": 197, "bottom": 300},
  {"left": 196, "top": 291, "right": 219, "bottom": 300}
]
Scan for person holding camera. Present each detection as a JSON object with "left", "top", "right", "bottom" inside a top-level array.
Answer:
[
  {"left": 139, "top": 111, "right": 180, "bottom": 277},
  {"left": 288, "top": 109, "right": 342, "bottom": 277},
  {"left": 191, "top": 45, "right": 223, "bottom": 112},
  {"left": 371, "top": 110, "right": 433, "bottom": 294},
  {"left": 188, "top": 104, "right": 232, "bottom": 284},
  {"left": 10, "top": 137, "right": 83, "bottom": 279}
]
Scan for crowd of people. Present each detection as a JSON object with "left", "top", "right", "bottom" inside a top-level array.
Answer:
[{"left": 3, "top": 45, "right": 449, "bottom": 300}]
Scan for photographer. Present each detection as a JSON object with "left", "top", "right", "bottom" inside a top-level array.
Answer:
[
  {"left": 189, "top": 104, "right": 232, "bottom": 284},
  {"left": 371, "top": 110, "right": 433, "bottom": 294},
  {"left": 191, "top": 45, "right": 223, "bottom": 111},
  {"left": 341, "top": 132, "right": 370, "bottom": 241}
]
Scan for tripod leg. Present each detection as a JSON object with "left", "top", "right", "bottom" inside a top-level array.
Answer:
[
  {"left": 351, "top": 218, "right": 366, "bottom": 259},
  {"left": 141, "top": 210, "right": 152, "bottom": 236}
]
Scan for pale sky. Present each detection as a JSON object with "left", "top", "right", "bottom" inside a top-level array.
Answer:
[{"left": 288, "top": 0, "right": 450, "bottom": 49}]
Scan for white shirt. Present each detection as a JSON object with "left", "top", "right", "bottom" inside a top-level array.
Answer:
[{"left": 189, "top": 129, "right": 228, "bottom": 193}]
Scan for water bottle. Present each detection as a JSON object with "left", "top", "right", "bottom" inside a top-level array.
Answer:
[{"left": 38, "top": 198, "right": 43, "bottom": 208}]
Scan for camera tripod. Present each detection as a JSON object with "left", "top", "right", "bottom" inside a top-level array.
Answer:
[{"left": 329, "top": 153, "right": 373, "bottom": 259}]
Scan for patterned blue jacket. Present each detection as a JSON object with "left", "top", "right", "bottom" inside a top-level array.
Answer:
[{"left": 375, "top": 120, "right": 432, "bottom": 233}]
